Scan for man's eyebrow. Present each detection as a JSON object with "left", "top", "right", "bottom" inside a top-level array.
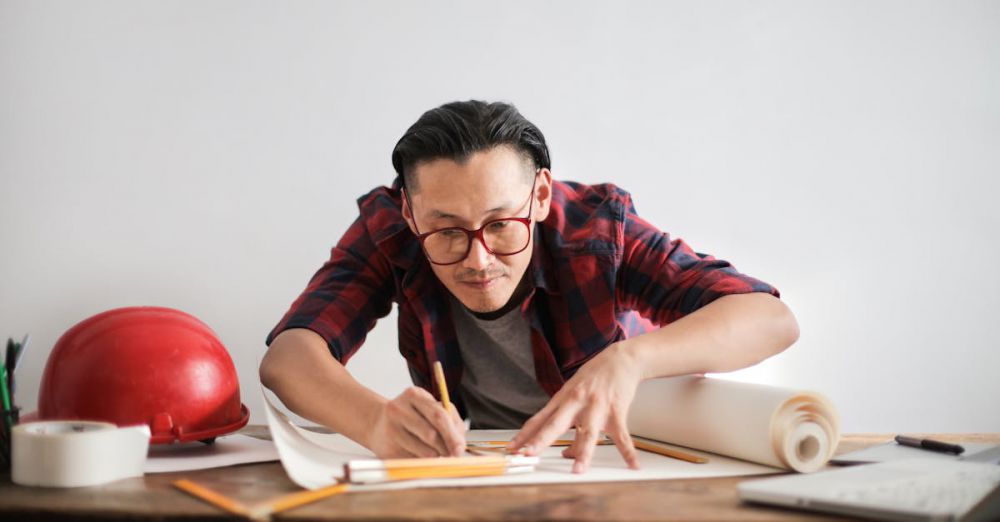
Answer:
[
  {"left": 429, "top": 210, "right": 461, "bottom": 220},
  {"left": 428, "top": 204, "right": 515, "bottom": 221}
]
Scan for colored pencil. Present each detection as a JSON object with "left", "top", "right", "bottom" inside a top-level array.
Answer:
[
  {"left": 631, "top": 436, "right": 709, "bottom": 464},
  {"left": 252, "top": 482, "right": 350, "bottom": 517},
  {"left": 467, "top": 439, "right": 615, "bottom": 455},
  {"left": 175, "top": 479, "right": 351, "bottom": 519},
  {"left": 468, "top": 439, "right": 614, "bottom": 447},
  {"left": 173, "top": 479, "right": 250, "bottom": 517},
  {"left": 345, "top": 455, "right": 539, "bottom": 483},
  {"left": 349, "top": 464, "right": 534, "bottom": 483},
  {"left": 432, "top": 360, "right": 451, "bottom": 411}
]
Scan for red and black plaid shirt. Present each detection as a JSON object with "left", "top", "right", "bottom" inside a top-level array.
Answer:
[{"left": 267, "top": 180, "right": 779, "bottom": 415}]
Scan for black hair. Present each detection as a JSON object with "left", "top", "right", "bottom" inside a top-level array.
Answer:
[{"left": 391, "top": 100, "right": 550, "bottom": 192}]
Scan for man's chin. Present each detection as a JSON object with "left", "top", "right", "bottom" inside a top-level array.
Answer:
[
  {"left": 451, "top": 287, "right": 512, "bottom": 314},
  {"left": 456, "top": 295, "right": 507, "bottom": 314}
]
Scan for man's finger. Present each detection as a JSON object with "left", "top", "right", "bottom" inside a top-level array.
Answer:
[
  {"left": 447, "top": 404, "right": 468, "bottom": 453},
  {"left": 508, "top": 395, "right": 561, "bottom": 451},
  {"left": 519, "top": 401, "right": 581, "bottom": 457},
  {"left": 412, "top": 395, "right": 465, "bottom": 455},
  {"left": 570, "top": 407, "right": 604, "bottom": 474},
  {"left": 607, "top": 412, "right": 640, "bottom": 470},
  {"left": 400, "top": 400, "right": 451, "bottom": 456},
  {"left": 394, "top": 420, "right": 442, "bottom": 458}
]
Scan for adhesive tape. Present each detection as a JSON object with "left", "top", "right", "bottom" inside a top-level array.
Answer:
[{"left": 12, "top": 421, "right": 151, "bottom": 488}]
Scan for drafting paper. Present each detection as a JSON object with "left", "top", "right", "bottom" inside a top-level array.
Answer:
[
  {"left": 262, "top": 386, "right": 781, "bottom": 491},
  {"left": 144, "top": 434, "right": 280, "bottom": 473}
]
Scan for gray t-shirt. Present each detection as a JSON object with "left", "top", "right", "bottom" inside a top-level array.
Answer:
[{"left": 449, "top": 297, "right": 551, "bottom": 429}]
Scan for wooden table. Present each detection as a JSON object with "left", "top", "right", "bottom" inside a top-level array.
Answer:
[{"left": 1, "top": 430, "right": 996, "bottom": 521}]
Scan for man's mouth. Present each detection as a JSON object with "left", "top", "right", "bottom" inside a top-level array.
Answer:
[{"left": 459, "top": 276, "right": 502, "bottom": 290}]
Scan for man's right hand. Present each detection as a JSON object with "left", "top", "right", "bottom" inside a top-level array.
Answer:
[
  {"left": 368, "top": 386, "right": 466, "bottom": 458},
  {"left": 261, "top": 329, "right": 466, "bottom": 458}
]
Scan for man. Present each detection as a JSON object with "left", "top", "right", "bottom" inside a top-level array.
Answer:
[{"left": 259, "top": 100, "right": 798, "bottom": 473}]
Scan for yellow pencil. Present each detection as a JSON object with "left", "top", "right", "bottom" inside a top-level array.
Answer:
[
  {"left": 254, "top": 482, "right": 351, "bottom": 517},
  {"left": 631, "top": 436, "right": 709, "bottom": 464},
  {"left": 432, "top": 360, "right": 451, "bottom": 411},
  {"left": 381, "top": 465, "right": 519, "bottom": 481},
  {"left": 345, "top": 455, "right": 539, "bottom": 483},
  {"left": 468, "top": 439, "right": 614, "bottom": 447},
  {"left": 173, "top": 479, "right": 250, "bottom": 517},
  {"left": 362, "top": 455, "right": 508, "bottom": 469}
]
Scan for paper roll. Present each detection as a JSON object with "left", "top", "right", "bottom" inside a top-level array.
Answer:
[
  {"left": 12, "top": 421, "right": 151, "bottom": 487},
  {"left": 627, "top": 376, "right": 839, "bottom": 473}
]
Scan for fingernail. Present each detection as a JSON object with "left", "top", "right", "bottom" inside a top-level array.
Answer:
[{"left": 572, "top": 461, "right": 585, "bottom": 474}]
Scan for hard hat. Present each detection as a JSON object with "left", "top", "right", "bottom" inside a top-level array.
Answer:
[{"left": 38, "top": 306, "right": 249, "bottom": 444}]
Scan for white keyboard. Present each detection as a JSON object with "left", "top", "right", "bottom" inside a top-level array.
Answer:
[
  {"left": 739, "top": 458, "right": 1000, "bottom": 522},
  {"left": 828, "top": 463, "right": 1000, "bottom": 516}
]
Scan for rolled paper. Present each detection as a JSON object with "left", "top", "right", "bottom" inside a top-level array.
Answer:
[{"left": 627, "top": 376, "right": 839, "bottom": 473}]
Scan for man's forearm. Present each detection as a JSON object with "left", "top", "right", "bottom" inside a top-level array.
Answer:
[
  {"left": 259, "top": 328, "right": 388, "bottom": 448},
  {"left": 618, "top": 292, "right": 799, "bottom": 379}
]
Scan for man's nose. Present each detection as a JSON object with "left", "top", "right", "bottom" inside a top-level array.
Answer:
[{"left": 462, "top": 235, "right": 494, "bottom": 270}]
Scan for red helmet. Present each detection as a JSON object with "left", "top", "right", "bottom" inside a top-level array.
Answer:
[{"left": 38, "top": 306, "right": 249, "bottom": 444}]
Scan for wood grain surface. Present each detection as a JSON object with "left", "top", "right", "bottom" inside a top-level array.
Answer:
[{"left": 0, "top": 429, "right": 995, "bottom": 521}]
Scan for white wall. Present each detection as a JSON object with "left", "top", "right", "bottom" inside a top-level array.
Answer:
[{"left": 1, "top": 0, "right": 997, "bottom": 433}]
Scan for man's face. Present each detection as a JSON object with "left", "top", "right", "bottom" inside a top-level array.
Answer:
[{"left": 403, "top": 146, "right": 552, "bottom": 313}]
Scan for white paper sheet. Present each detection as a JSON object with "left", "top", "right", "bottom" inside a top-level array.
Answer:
[
  {"left": 144, "top": 434, "right": 280, "bottom": 474},
  {"left": 261, "top": 386, "right": 780, "bottom": 491}
]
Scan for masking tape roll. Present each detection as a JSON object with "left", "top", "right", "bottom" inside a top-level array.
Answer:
[{"left": 12, "top": 421, "right": 151, "bottom": 487}]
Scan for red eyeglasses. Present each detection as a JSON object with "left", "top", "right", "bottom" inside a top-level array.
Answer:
[{"left": 406, "top": 173, "right": 538, "bottom": 266}]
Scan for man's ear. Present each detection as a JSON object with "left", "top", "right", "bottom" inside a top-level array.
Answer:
[
  {"left": 533, "top": 169, "right": 554, "bottom": 222},
  {"left": 400, "top": 188, "right": 418, "bottom": 235}
]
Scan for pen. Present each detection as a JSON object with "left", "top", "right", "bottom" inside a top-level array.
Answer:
[
  {"left": 3, "top": 339, "right": 12, "bottom": 374},
  {"left": 0, "top": 362, "right": 13, "bottom": 431},
  {"left": 894, "top": 435, "right": 964, "bottom": 455},
  {"left": 5, "top": 337, "right": 22, "bottom": 398},
  {"left": 14, "top": 334, "right": 29, "bottom": 370}
]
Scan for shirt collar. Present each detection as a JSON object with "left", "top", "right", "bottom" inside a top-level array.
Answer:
[{"left": 528, "top": 224, "right": 560, "bottom": 296}]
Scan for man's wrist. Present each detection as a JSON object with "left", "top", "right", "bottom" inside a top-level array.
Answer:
[
  {"left": 359, "top": 396, "right": 389, "bottom": 450},
  {"left": 611, "top": 338, "right": 650, "bottom": 381},
  {"left": 616, "top": 329, "right": 694, "bottom": 381}
]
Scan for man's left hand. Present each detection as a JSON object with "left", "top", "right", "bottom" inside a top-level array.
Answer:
[{"left": 507, "top": 342, "right": 642, "bottom": 473}]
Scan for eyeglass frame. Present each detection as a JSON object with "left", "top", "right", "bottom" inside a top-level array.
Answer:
[{"left": 403, "top": 170, "right": 540, "bottom": 266}]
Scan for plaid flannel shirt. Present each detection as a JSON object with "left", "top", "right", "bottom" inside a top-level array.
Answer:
[{"left": 266, "top": 180, "right": 779, "bottom": 415}]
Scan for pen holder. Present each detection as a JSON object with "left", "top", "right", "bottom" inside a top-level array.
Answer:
[{"left": 1, "top": 406, "right": 20, "bottom": 472}]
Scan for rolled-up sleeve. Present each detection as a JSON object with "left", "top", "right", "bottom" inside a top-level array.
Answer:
[
  {"left": 265, "top": 215, "right": 395, "bottom": 363},
  {"left": 616, "top": 211, "right": 779, "bottom": 327}
]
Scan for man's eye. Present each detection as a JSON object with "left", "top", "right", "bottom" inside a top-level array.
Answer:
[
  {"left": 439, "top": 230, "right": 463, "bottom": 238},
  {"left": 488, "top": 221, "right": 510, "bottom": 230}
]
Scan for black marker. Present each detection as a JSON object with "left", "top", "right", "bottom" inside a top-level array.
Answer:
[{"left": 894, "top": 435, "right": 965, "bottom": 455}]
